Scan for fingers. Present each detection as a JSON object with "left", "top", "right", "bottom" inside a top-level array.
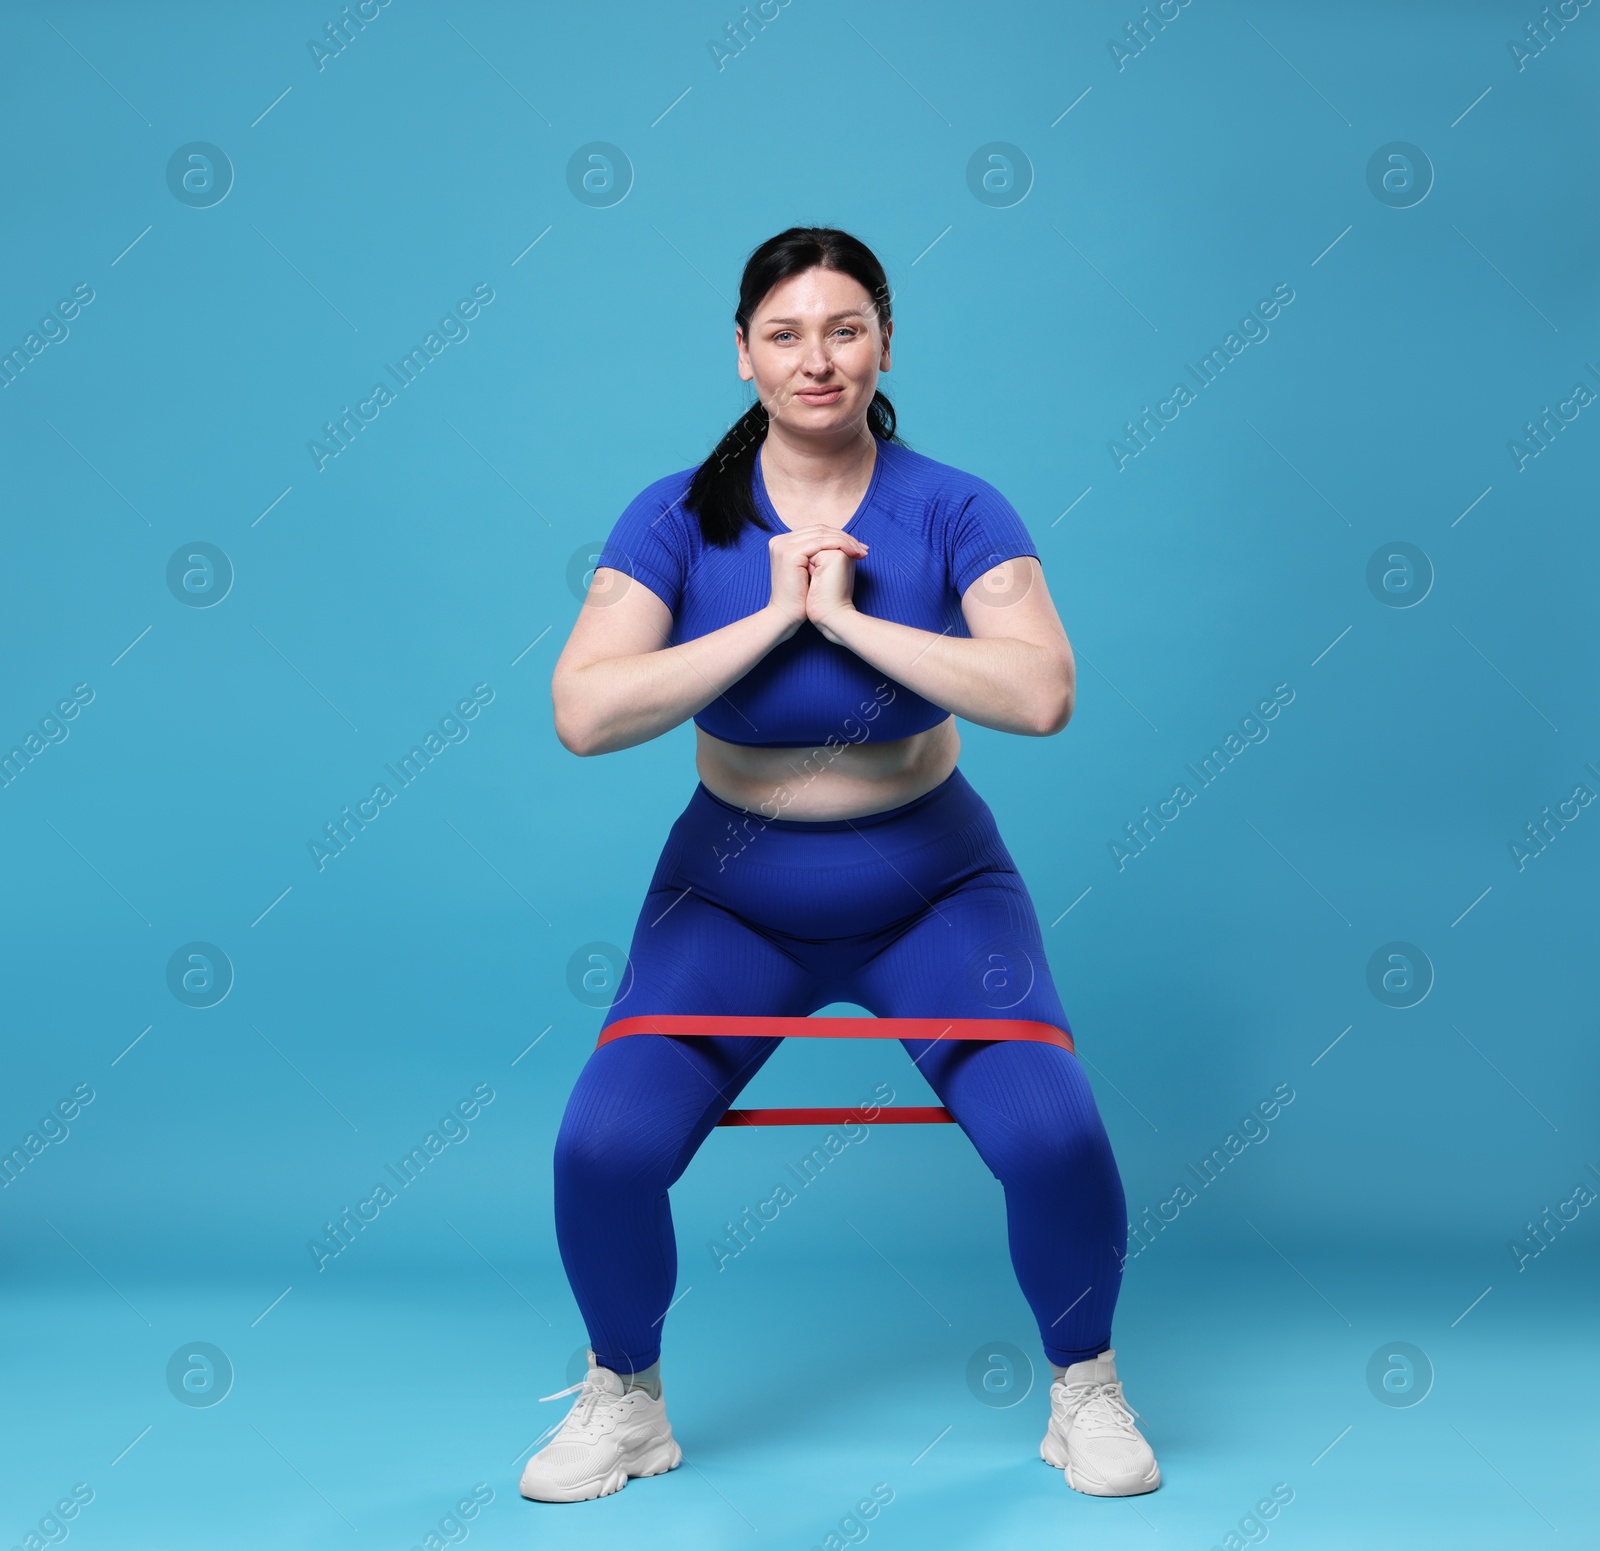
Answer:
[
  {"left": 771, "top": 525, "right": 869, "bottom": 559},
  {"left": 807, "top": 547, "right": 853, "bottom": 570}
]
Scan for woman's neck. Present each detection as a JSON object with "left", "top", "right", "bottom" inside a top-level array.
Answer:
[{"left": 759, "top": 419, "right": 878, "bottom": 512}]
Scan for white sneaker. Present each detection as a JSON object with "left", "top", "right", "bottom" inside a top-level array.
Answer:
[
  {"left": 1040, "top": 1349, "right": 1161, "bottom": 1496},
  {"left": 518, "top": 1350, "right": 683, "bottom": 1503}
]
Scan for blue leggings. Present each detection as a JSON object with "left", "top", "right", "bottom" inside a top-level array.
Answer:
[{"left": 553, "top": 766, "right": 1127, "bottom": 1373}]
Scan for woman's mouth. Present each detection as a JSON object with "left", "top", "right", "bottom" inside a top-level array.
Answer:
[{"left": 795, "top": 386, "right": 844, "bottom": 405}]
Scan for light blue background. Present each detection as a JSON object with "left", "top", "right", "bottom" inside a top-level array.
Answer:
[{"left": 2, "top": 1, "right": 1595, "bottom": 1547}]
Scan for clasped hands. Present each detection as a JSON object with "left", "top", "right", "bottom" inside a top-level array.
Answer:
[{"left": 766, "top": 524, "right": 868, "bottom": 645}]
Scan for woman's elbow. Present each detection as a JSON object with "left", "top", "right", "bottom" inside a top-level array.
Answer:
[
  {"left": 556, "top": 718, "right": 599, "bottom": 757},
  {"left": 1032, "top": 679, "right": 1074, "bottom": 737},
  {"left": 551, "top": 678, "right": 601, "bottom": 756},
  {"left": 553, "top": 712, "right": 593, "bottom": 756}
]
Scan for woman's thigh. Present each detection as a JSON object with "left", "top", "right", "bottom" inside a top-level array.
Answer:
[
  {"left": 555, "top": 1030, "right": 781, "bottom": 1192},
  {"left": 906, "top": 1036, "right": 1114, "bottom": 1190},
  {"left": 604, "top": 876, "right": 822, "bottom": 1029},
  {"left": 846, "top": 867, "right": 1071, "bottom": 1033},
  {"left": 558, "top": 883, "right": 820, "bottom": 1186},
  {"left": 842, "top": 864, "right": 1100, "bottom": 1177}
]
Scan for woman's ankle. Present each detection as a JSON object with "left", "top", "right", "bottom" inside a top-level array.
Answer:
[{"left": 600, "top": 1357, "right": 662, "bottom": 1400}]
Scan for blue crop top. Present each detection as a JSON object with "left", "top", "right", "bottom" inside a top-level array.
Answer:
[{"left": 593, "top": 436, "right": 1041, "bottom": 748}]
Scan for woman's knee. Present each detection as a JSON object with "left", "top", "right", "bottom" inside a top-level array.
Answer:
[
  {"left": 552, "top": 1068, "right": 682, "bottom": 1194},
  {"left": 990, "top": 1111, "right": 1115, "bottom": 1190},
  {"left": 553, "top": 1107, "right": 678, "bottom": 1197},
  {"left": 955, "top": 1051, "right": 1119, "bottom": 1187}
]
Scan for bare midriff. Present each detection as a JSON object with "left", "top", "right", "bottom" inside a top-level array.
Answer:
[{"left": 694, "top": 715, "right": 961, "bottom": 822}]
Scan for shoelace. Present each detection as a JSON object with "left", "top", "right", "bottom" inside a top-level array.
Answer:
[
  {"left": 1054, "top": 1379, "right": 1143, "bottom": 1439},
  {"left": 534, "top": 1373, "right": 623, "bottom": 1445}
]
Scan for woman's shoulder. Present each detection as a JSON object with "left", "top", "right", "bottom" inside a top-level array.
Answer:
[
  {"left": 622, "top": 463, "right": 701, "bottom": 515},
  {"left": 609, "top": 464, "right": 704, "bottom": 550},
  {"left": 878, "top": 438, "right": 1016, "bottom": 513}
]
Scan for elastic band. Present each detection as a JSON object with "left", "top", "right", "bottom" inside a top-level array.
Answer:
[
  {"left": 721, "top": 1105, "right": 955, "bottom": 1126},
  {"left": 596, "top": 1014, "right": 1075, "bottom": 1126},
  {"left": 598, "top": 1013, "right": 1073, "bottom": 1049}
]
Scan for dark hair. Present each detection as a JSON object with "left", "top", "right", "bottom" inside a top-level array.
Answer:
[{"left": 684, "top": 226, "right": 904, "bottom": 547}]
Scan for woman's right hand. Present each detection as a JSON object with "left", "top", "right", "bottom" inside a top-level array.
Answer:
[
  {"left": 765, "top": 524, "right": 869, "bottom": 638},
  {"left": 554, "top": 523, "right": 871, "bottom": 756}
]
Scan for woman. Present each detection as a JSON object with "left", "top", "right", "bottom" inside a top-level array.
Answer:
[{"left": 524, "top": 227, "right": 1159, "bottom": 1504}]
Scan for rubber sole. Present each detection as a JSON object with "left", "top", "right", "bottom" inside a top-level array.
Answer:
[
  {"left": 520, "top": 1434, "right": 683, "bottom": 1504},
  {"left": 1041, "top": 1432, "right": 1161, "bottom": 1497}
]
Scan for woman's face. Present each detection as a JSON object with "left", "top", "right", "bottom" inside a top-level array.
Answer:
[{"left": 736, "top": 265, "right": 892, "bottom": 439}]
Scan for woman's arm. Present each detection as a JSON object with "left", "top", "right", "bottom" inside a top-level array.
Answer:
[
  {"left": 805, "top": 551, "right": 1074, "bottom": 737},
  {"left": 551, "top": 524, "right": 870, "bottom": 756}
]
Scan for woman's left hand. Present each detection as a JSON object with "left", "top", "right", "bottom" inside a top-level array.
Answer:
[{"left": 804, "top": 545, "right": 858, "bottom": 642}]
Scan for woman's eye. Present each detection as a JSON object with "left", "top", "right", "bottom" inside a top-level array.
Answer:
[{"left": 771, "top": 328, "right": 857, "bottom": 343}]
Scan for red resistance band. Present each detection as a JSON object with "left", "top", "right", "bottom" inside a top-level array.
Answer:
[{"left": 596, "top": 1015, "right": 1076, "bottom": 1127}]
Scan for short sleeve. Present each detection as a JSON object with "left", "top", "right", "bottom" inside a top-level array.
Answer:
[
  {"left": 948, "top": 480, "right": 1040, "bottom": 597},
  {"left": 594, "top": 476, "right": 692, "bottom": 613}
]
